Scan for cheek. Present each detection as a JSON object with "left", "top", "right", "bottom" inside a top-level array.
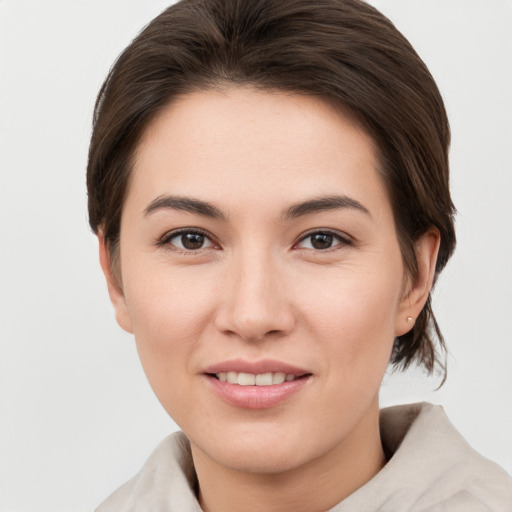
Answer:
[
  {"left": 300, "top": 264, "right": 401, "bottom": 374},
  {"left": 121, "top": 261, "right": 219, "bottom": 381},
  {"left": 125, "top": 257, "right": 215, "bottom": 325}
]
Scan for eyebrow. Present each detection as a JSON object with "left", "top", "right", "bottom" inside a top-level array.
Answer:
[
  {"left": 283, "top": 195, "right": 370, "bottom": 219},
  {"left": 144, "top": 193, "right": 370, "bottom": 221},
  {"left": 144, "top": 195, "right": 226, "bottom": 220}
]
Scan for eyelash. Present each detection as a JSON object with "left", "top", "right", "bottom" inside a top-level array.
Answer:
[
  {"left": 157, "top": 228, "right": 218, "bottom": 252},
  {"left": 157, "top": 229, "right": 353, "bottom": 253},
  {"left": 294, "top": 230, "right": 353, "bottom": 252}
]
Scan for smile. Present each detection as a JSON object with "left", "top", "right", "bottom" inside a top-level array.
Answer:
[
  {"left": 214, "top": 372, "right": 300, "bottom": 386},
  {"left": 203, "top": 361, "right": 312, "bottom": 409}
]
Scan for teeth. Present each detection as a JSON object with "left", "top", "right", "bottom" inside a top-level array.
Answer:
[
  {"left": 255, "top": 373, "right": 272, "bottom": 386},
  {"left": 238, "top": 372, "right": 256, "bottom": 385},
  {"left": 215, "top": 371, "right": 297, "bottom": 386},
  {"left": 272, "top": 372, "right": 286, "bottom": 384}
]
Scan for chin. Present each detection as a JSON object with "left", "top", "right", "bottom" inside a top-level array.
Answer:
[
  {"left": 189, "top": 422, "right": 329, "bottom": 475},
  {"left": 211, "top": 445, "right": 308, "bottom": 475}
]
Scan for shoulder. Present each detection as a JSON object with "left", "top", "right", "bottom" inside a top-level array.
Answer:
[
  {"left": 95, "top": 431, "right": 201, "bottom": 512},
  {"left": 332, "top": 403, "right": 512, "bottom": 512},
  {"left": 385, "top": 403, "right": 512, "bottom": 511}
]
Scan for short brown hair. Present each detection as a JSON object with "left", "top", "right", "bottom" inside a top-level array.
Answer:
[{"left": 87, "top": 0, "right": 456, "bottom": 376}]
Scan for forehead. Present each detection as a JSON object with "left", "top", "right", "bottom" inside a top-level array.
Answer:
[{"left": 129, "top": 87, "right": 388, "bottom": 218}]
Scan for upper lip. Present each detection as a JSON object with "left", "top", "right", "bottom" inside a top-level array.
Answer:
[{"left": 203, "top": 359, "right": 311, "bottom": 376}]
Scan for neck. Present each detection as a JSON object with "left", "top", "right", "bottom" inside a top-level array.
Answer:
[{"left": 191, "top": 400, "right": 386, "bottom": 512}]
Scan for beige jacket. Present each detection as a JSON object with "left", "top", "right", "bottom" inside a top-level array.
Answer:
[{"left": 96, "top": 403, "right": 512, "bottom": 511}]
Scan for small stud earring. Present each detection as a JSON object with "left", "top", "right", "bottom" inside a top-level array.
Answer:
[{"left": 406, "top": 316, "right": 414, "bottom": 322}]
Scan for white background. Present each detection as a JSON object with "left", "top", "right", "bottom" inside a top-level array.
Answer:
[{"left": 0, "top": 1, "right": 511, "bottom": 511}]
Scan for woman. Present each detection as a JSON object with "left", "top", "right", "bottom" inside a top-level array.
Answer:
[{"left": 87, "top": 0, "right": 512, "bottom": 510}]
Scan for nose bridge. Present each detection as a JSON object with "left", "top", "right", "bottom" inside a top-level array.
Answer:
[{"left": 217, "top": 243, "right": 294, "bottom": 341}]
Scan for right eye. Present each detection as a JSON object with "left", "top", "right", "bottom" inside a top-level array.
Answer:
[{"left": 160, "top": 229, "right": 216, "bottom": 251}]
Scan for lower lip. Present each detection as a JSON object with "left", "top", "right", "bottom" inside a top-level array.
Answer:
[{"left": 204, "top": 375, "right": 311, "bottom": 409}]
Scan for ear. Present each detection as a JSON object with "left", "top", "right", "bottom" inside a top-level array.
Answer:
[
  {"left": 395, "top": 228, "right": 440, "bottom": 337},
  {"left": 98, "top": 234, "right": 134, "bottom": 334}
]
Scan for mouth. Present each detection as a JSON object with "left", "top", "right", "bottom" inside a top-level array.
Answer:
[
  {"left": 209, "top": 371, "right": 309, "bottom": 386},
  {"left": 202, "top": 360, "right": 312, "bottom": 409}
]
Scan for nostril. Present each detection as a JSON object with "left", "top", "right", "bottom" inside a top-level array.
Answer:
[{"left": 213, "top": 290, "right": 296, "bottom": 342}]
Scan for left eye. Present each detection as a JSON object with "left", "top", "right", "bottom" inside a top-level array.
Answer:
[
  {"left": 164, "top": 231, "right": 215, "bottom": 251},
  {"left": 296, "top": 231, "right": 348, "bottom": 250}
]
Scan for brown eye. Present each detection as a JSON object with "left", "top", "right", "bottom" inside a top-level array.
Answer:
[
  {"left": 163, "top": 230, "right": 215, "bottom": 251},
  {"left": 181, "top": 233, "right": 206, "bottom": 250},
  {"left": 297, "top": 231, "right": 350, "bottom": 251},
  {"left": 310, "top": 233, "right": 334, "bottom": 250}
]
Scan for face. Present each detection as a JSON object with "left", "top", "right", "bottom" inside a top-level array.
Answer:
[{"left": 105, "top": 88, "right": 426, "bottom": 475}]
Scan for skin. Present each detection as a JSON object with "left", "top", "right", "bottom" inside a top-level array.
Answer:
[{"left": 99, "top": 87, "right": 439, "bottom": 512}]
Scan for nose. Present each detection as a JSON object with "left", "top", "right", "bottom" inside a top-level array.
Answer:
[{"left": 214, "top": 250, "right": 296, "bottom": 342}]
